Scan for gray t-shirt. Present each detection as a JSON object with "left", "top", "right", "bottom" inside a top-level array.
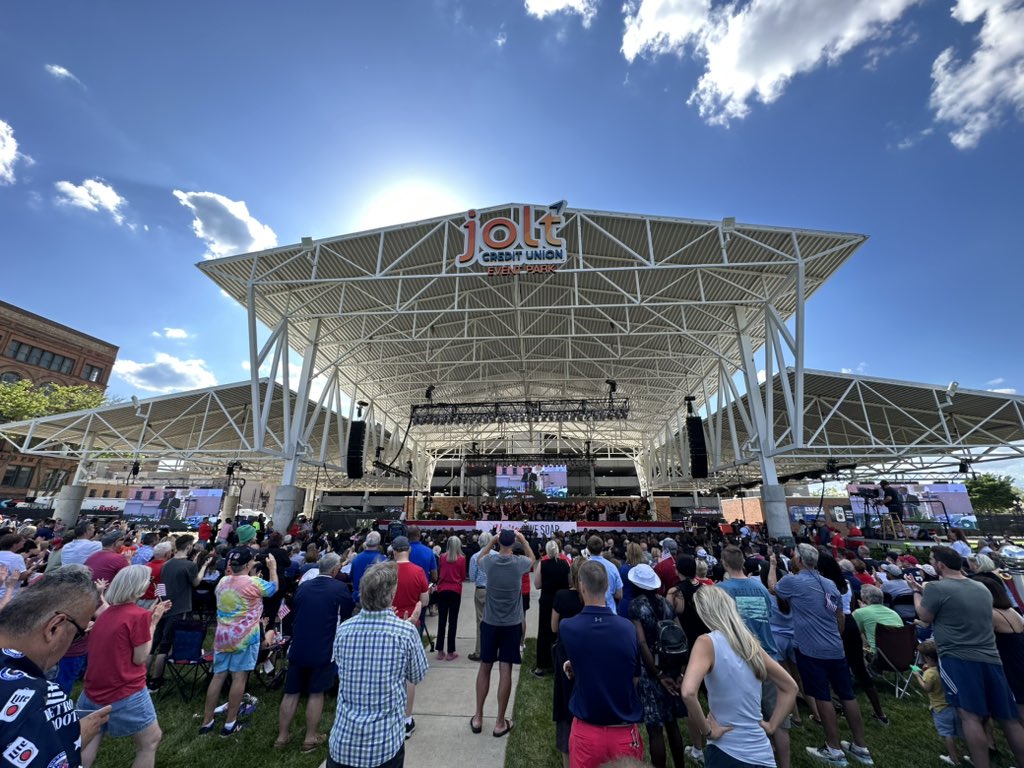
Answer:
[
  {"left": 921, "top": 577, "right": 1000, "bottom": 664},
  {"left": 480, "top": 554, "right": 533, "bottom": 627}
]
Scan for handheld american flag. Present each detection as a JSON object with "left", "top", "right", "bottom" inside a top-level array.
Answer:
[
  {"left": 155, "top": 583, "right": 167, "bottom": 598},
  {"left": 277, "top": 603, "right": 290, "bottom": 620}
]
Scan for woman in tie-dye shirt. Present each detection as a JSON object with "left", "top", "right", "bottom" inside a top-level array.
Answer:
[{"left": 199, "top": 547, "right": 277, "bottom": 737}]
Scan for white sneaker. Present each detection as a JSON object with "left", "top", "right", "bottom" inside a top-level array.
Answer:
[
  {"left": 806, "top": 745, "right": 848, "bottom": 766},
  {"left": 685, "top": 746, "right": 704, "bottom": 764},
  {"left": 840, "top": 741, "right": 874, "bottom": 766}
]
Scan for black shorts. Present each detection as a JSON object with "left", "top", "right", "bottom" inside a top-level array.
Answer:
[
  {"left": 153, "top": 614, "right": 181, "bottom": 655},
  {"left": 284, "top": 661, "right": 336, "bottom": 695},
  {"left": 522, "top": 594, "right": 531, "bottom": 613},
  {"left": 480, "top": 622, "right": 523, "bottom": 665}
]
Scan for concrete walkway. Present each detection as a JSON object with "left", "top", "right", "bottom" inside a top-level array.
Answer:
[{"left": 321, "top": 587, "right": 539, "bottom": 768}]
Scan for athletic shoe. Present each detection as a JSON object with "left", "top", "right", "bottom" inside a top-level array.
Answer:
[
  {"left": 213, "top": 701, "right": 228, "bottom": 715},
  {"left": 198, "top": 720, "right": 216, "bottom": 735},
  {"left": 437, "top": 651, "right": 446, "bottom": 661},
  {"left": 220, "top": 722, "right": 245, "bottom": 738},
  {"left": 405, "top": 719, "right": 415, "bottom": 740},
  {"left": 939, "top": 756, "right": 961, "bottom": 766},
  {"left": 685, "top": 746, "right": 704, "bottom": 764},
  {"left": 870, "top": 713, "right": 890, "bottom": 726},
  {"left": 840, "top": 741, "right": 874, "bottom": 765},
  {"left": 468, "top": 653, "right": 481, "bottom": 662},
  {"left": 805, "top": 746, "right": 848, "bottom": 766},
  {"left": 447, "top": 652, "right": 459, "bottom": 661}
]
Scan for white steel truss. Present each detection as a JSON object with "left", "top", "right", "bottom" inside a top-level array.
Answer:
[{"left": 648, "top": 369, "right": 1024, "bottom": 490}]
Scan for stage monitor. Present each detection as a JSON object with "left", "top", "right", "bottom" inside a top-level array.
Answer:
[{"left": 495, "top": 464, "right": 568, "bottom": 498}]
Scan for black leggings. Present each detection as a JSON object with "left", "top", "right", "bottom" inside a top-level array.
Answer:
[{"left": 435, "top": 590, "right": 462, "bottom": 654}]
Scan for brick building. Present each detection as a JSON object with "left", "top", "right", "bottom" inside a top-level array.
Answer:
[{"left": 0, "top": 300, "right": 118, "bottom": 499}]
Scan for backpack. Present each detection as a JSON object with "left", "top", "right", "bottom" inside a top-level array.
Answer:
[{"left": 653, "top": 598, "right": 689, "bottom": 671}]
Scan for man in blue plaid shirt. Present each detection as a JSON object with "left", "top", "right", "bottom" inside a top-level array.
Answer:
[{"left": 329, "top": 560, "right": 429, "bottom": 768}]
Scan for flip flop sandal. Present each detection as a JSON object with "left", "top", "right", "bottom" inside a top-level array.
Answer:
[
  {"left": 300, "top": 734, "right": 326, "bottom": 753},
  {"left": 470, "top": 717, "right": 482, "bottom": 734},
  {"left": 273, "top": 737, "right": 289, "bottom": 750},
  {"left": 493, "top": 719, "right": 514, "bottom": 738}
]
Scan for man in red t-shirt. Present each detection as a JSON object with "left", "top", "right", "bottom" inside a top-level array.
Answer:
[
  {"left": 85, "top": 531, "right": 130, "bottom": 585},
  {"left": 654, "top": 538, "right": 680, "bottom": 597},
  {"left": 197, "top": 518, "right": 213, "bottom": 545},
  {"left": 391, "top": 536, "right": 428, "bottom": 737}
]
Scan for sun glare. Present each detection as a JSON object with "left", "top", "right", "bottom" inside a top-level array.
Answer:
[{"left": 354, "top": 179, "right": 469, "bottom": 231}]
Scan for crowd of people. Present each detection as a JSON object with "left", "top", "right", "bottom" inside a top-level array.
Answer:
[{"left": 2, "top": 509, "right": 1024, "bottom": 768}]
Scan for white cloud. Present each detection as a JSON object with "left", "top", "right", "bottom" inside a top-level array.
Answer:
[
  {"left": 525, "top": 0, "right": 599, "bottom": 27},
  {"left": 840, "top": 362, "right": 868, "bottom": 375},
  {"left": 44, "top": 63, "right": 84, "bottom": 86},
  {"left": 988, "top": 377, "right": 1006, "bottom": 386},
  {"left": 496, "top": 30, "right": 508, "bottom": 47},
  {"left": 895, "top": 126, "right": 933, "bottom": 150},
  {"left": 151, "top": 328, "right": 190, "bottom": 340},
  {"left": 0, "top": 119, "right": 30, "bottom": 186},
  {"left": 930, "top": 0, "right": 1024, "bottom": 149},
  {"left": 621, "top": 0, "right": 920, "bottom": 125},
  {"left": 756, "top": 368, "right": 767, "bottom": 384},
  {"left": 988, "top": 387, "right": 1018, "bottom": 395},
  {"left": 54, "top": 178, "right": 127, "bottom": 225},
  {"left": 113, "top": 353, "right": 218, "bottom": 394},
  {"left": 173, "top": 190, "right": 277, "bottom": 259}
]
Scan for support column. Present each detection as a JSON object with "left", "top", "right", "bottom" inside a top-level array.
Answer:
[
  {"left": 271, "top": 485, "right": 305, "bottom": 533},
  {"left": 735, "top": 306, "right": 793, "bottom": 544},
  {"left": 221, "top": 494, "right": 240, "bottom": 520},
  {"left": 54, "top": 484, "right": 88, "bottom": 528}
]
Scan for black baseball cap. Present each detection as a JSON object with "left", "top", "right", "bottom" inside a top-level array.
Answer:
[{"left": 227, "top": 547, "right": 254, "bottom": 568}]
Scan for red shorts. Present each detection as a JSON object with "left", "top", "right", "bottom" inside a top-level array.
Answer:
[{"left": 569, "top": 718, "right": 644, "bottom": 768}]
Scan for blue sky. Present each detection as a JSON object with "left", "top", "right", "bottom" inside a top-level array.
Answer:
[{"left": 1, "top": 0, "right": 1022, "bottom": 410}]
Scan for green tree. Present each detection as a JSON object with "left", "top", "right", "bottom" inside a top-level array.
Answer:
[
  {"left": 0, "top": 379, "right": 107, "bottom": 423},
  {"left": 966, "top": 473, "right": 1020, "bottom": 513}
]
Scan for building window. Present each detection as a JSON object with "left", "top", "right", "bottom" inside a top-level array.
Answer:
[
  {"left": 3, "top": 342, "right": 75, "bottom": 376},
  {"left": 134, "top": 491, "right": 142, "bottom": 500},
  {"left": 115, "top": 491, "right": 122, "bottom": 498},
  {"left": 148, "top": 491, "right": 156, "bottom": 500},
  {"left": 82, "top": 364, "right": 103, "bottom": 383},
  {"left": 101, "top": 490, "right": 110, "bottom": 498},
  {"left": 88, "top": 489, "right": 97, "bottom": 497},
  {"left": 0, "top": 372, "right": 21, "bottom": 384},
  {"left": 41, "top": 469, "right": 68, "bottom": 492},
  {"left": 2, "top": 465, "right": 35, "bottom": 488}
]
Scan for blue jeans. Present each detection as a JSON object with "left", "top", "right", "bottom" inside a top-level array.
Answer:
[
  {"left": 706, "top": 744, "right": 772, "bottom": 768},
  {"left": 56, "top": 655, "right": 87, "bottom": 695}
]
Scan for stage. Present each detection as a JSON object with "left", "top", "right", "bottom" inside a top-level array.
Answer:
[{"left": 380, "top": 518, "right": 685, "bottom": 537}]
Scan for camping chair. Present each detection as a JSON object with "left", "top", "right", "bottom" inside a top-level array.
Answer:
[
  {"left": 253, "top": 631, "right": 290, "bottom": 690},
  {"left": 873, "top": 623, "right": 919, "bottom": 699},
  {"left": 163, "top": 619, "right": 213, "bottom": 701}
]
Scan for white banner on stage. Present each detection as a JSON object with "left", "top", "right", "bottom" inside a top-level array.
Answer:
[{"left": 476, "top": 520, "right": 578, "bottom": 538}]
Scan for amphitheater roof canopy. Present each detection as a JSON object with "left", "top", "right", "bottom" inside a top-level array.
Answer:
[
  {"left": 198, "top": 203, "right": 867, "bottom": 456},
  {"left": 649, "top": 369, "right": 1024, "bottom": 490}
]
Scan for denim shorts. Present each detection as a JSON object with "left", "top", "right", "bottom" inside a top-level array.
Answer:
[
  {"left": 213, "top": 641, "right": 259, "bottom": 674},
  {"left": 932, "top": 706, "right": 962, "bottom": 738},
  {"left": 77, "top": 688, "right": 157, "bottom": 738}
]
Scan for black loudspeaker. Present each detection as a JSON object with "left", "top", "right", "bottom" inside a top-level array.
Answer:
[
  {"left": 686, "top": 415, "right": 709, "bottom": 479},
  {"left": 347, "top": 421, "right": 367, "bottom": 479}
]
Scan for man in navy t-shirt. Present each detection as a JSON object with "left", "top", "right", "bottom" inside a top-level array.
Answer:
[
  {"left": 350, "top": 531, "right": 386, "bottom": 605},
  {"left": 407, "top": 527, "right": 438, "bottom": 585},
  {"left": 276, "top": 553, "right": 353, "bottom": 749},
  {"left": 559, "top": 560, "right": 643, "bottom": 767}
]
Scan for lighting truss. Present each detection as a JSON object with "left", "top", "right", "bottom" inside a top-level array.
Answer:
[
  {"left": 463, "top": 452, "right": 595, "bottom": 470},
  {"left": 372, "top": 459, "right": 412, "bottom": 479},
  {"left": 410, "top": 397, "right": 630, "bottom": 426}
]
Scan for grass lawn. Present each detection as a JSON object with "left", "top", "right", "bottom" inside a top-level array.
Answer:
[
  {"left": 507, "top": 641, "right": 1022, "bottom": 768},
  {"left": 90, "top": 672, "right": 337, "bottom": 768}
]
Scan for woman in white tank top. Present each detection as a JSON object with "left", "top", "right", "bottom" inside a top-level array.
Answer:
[{"left": 681, "top": 586, "right": 798, "bottom": 768}]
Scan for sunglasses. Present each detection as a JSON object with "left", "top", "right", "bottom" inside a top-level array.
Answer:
[{"left": 56, "top": 612, "right": 88, "bottom": 642}]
